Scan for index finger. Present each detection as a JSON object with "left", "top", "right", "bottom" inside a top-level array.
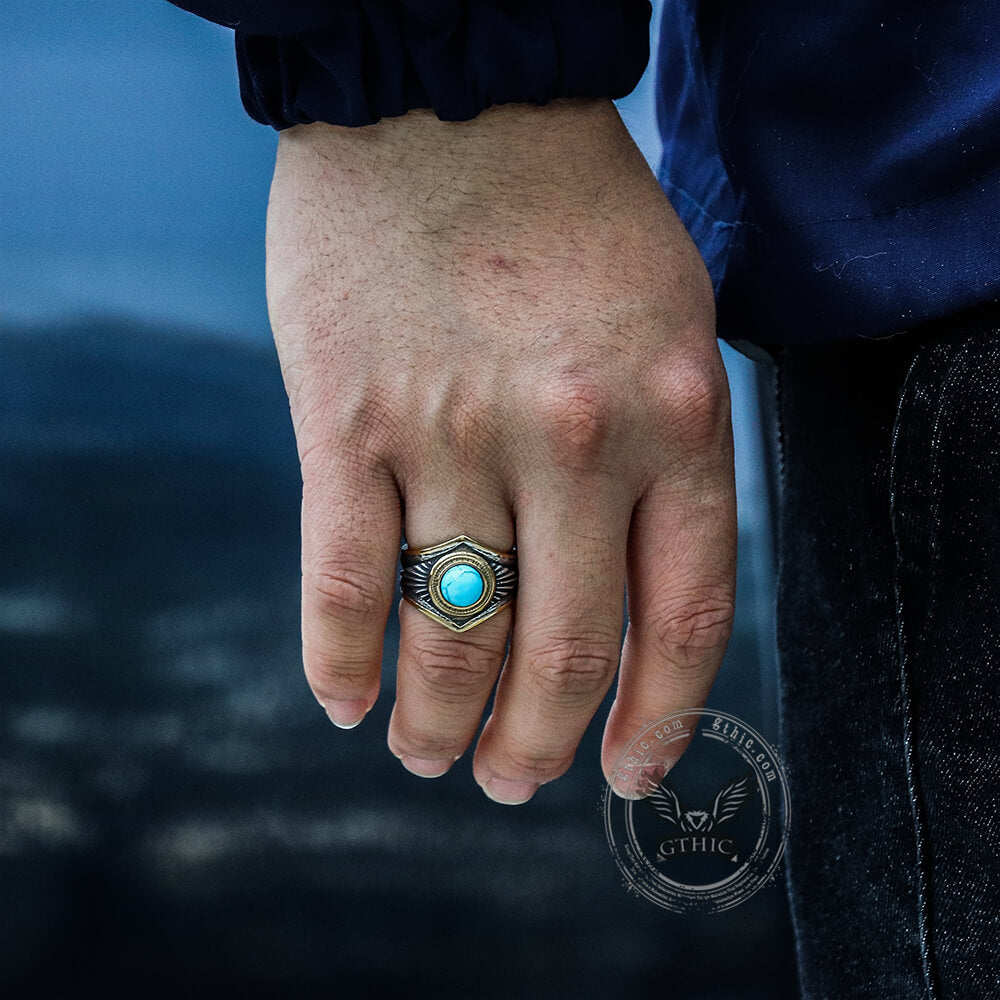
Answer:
[{"left": 299, "top": 445, "right": 401, "bottom": 728}]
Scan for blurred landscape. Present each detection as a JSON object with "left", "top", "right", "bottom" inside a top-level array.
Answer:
[
  {"left": 1, "top": 2, "right": 796, "bottom": 997},
  {"left": 0, "top": 322, "right": 795, "bottom": 998}
]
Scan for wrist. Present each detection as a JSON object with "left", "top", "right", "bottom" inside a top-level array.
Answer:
[
  {"left": 290, "top": 99, "right": 632, "bottom": 185},
  {"left": 272, "top": 99, "right": 656, "bottom": 256}
]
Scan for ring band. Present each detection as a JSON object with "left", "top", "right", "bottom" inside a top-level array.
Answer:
[{"left": 400, "top": 534, "right": 518, "bottom": 632}]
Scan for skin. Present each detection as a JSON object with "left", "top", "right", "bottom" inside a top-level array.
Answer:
[{"left": 266, "top": 98, "right": 736, "bottom": 805}]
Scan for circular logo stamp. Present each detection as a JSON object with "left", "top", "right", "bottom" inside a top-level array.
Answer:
[{"left": 603, "top": 709, "right": 790, "bottom": 913}]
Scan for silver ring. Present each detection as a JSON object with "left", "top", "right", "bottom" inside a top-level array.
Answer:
[{"left": 400, "top": 534, "right": 517, "bottom": 632}]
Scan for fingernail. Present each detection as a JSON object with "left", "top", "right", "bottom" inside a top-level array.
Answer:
[
  {"left": 482, "top": 778, "right": 538, "bottom": 806},
  {"left": 399, "top": 755, "right": 454, "bottom": 779},
  {"left": 324, "top": 699, "right": 368, "bottom": 729},
  {"left": 612, "top": 762, "right": 671, "bottom": 800}
]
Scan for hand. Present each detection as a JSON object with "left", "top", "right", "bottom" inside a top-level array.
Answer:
[{"left": 266, "top": 99, "right": 736, "bottom": 804}]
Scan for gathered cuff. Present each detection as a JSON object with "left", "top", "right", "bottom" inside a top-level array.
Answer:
[{"left": 229, "top": 1, "right": 651, "bottom": 129}]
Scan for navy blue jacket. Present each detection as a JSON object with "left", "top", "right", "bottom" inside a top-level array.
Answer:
[{"left": 170, "top": 1, "right": 1000, "bottom": 345}]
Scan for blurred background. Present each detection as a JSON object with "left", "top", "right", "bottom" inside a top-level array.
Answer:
[{"left": 0, "top": 1, "right": 797, "bottom": 996}]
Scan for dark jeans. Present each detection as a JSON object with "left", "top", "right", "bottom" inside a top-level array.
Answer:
[{"left": 774, "top": 306, "right": 1000, "bottom": 999}]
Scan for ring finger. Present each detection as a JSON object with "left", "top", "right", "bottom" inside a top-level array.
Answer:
[{"left": 387, "top": 473, "right": 515, "bottom": 778}]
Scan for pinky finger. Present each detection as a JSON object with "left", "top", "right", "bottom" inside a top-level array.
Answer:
[{"left": 601, "top": 473, "right": 737, "bottom": 794}]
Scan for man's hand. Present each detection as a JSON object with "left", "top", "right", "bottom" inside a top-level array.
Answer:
[{"left": 266, "top": 99, "right": 735, "bottom": 804}]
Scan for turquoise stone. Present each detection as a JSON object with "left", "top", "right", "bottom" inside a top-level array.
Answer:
[{"left": 439, "top": 563, "right": 485, "bottom": 608}]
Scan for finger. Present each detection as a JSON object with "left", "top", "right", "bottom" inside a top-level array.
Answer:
[
  {"left": 300, "top": 447, "right": 400, "bottom": 729},
  {"left": 472, "top": 487, "right": 630, "bottom": 804},
  {"left": 601, "top": 464, "right": 737, "bottom": 796},
  {"left": 388, "top": 473, "right": 514, "bottom": 779}
]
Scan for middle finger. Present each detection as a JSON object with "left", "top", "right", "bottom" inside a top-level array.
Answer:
[{"left": 472, "top": 482, "right": 632, "bottom": 804}]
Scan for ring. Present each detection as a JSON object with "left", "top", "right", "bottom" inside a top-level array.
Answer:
[{"left": 400, "top": 534, "right": 518, "bottom": 632}]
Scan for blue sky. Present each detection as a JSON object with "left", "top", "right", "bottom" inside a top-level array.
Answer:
[{"left": 1, "top": 1, "right": 276, "bottom": 336}]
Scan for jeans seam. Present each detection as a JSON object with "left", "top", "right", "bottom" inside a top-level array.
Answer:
[{"left": 889, "top": 344, "right": 956, "bottom": 1000}]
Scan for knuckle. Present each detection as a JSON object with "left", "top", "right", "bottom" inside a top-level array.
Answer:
[
  {"left": 651, "top": 355, "right": 731, "bottom": 446},
  {"left": 528, "top": 635, "right": 619, "bottom": 702},
  {"left": 302, "top": 640, "right": 372, "bottom": 696},
  {"left": 395, "top": 728, "right": 463, "bottom": 761},
  {"left": 646, "top": 592, "right": 735, "bottom": 670},
  {"left": 301, "top": 619, "right": 379, "bottom": 699},
  {"left": 305, "top": 562, "right": 388, "bottom": 628},
  {"left": 295, "top": 388, "right": 403, "bottom": 472},
  {"left": 435, "top": 390, "right": 501, "bottom": 467},
  {"left": 342, "top": 395, "right": 403, "bottom": 458},
  {"left": 297, "top": 436, "right": 332, "bottom": 485},
  {"left": 531, "top": 373, "right": 615, "bottom": 464},
  {"left": 410, "top": 634, "right": 499, "bottom": 700},
  {"left": 500, "top": 746, "right": 574, "bottom": 783}
]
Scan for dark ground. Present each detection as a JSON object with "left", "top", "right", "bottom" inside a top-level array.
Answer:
[{"left": 0, "top": 321, "right": 798, "bottom": 999}]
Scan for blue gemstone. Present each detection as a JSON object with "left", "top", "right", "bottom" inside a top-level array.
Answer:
[{"left": 439, "top": 564, "right": 485, "bottom": 608}]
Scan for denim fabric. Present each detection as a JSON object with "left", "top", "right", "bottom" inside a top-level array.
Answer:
[{"left": 775, "top": 307, "right": 1000, "bottom": 999}]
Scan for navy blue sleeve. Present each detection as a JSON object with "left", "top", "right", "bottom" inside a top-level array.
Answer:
[{"left": 168, "top": 1, "right": 651, "bottom": 128}]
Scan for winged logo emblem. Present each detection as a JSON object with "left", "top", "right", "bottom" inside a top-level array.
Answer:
[{"left": 647, "top": 773, "right": 755, "bottom": 832}]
